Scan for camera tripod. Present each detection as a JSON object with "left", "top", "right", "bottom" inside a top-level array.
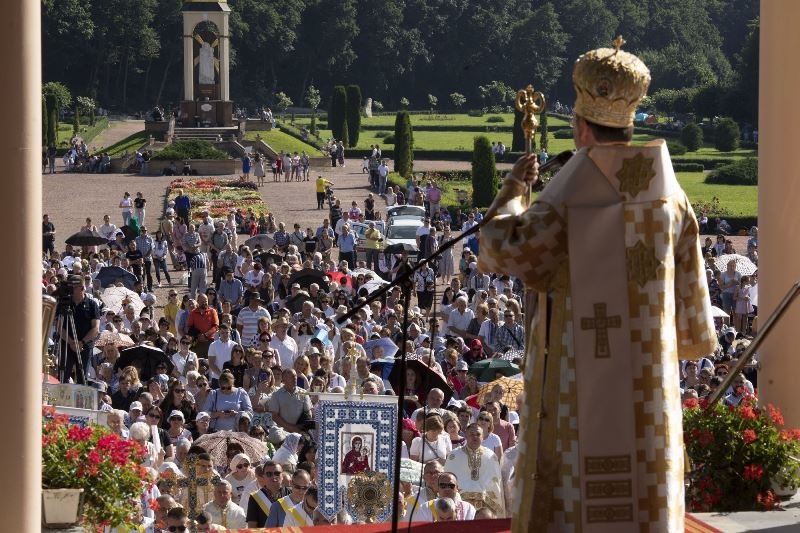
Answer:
[{"left": 54, "top": 304, "right": 86, "bottom": 385}]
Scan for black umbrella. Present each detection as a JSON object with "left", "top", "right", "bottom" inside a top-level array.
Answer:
[
  {"left": 119, "top": 225, "right": 139, "bottom": 243},
  {"left": 96, "top": 266, "right": 139, "bottom": 290},
  {"left": 65, "top": 229, "right": 109, "bottom": 247},
  {"left": 288, "top": 268, "right": 330, "bottom": 291},
  {"left": 388, "top": 359, "right": 454, "bottom": 406},
  {"left": 383, "top": 243, "right": 416, "bottom": 257},
  {"left": 117, "top": 344, "right": 173, "bottom": 382},
  {"left": 285, "top": 291, "right": 313, "bottom": 314},
  {"left": 255, "top": 252, "right": 284, "bottom": 267}
]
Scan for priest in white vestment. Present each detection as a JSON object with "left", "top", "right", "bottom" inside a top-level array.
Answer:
[{"left": 444, "top": 424, "right": 505, "bottom": 517}]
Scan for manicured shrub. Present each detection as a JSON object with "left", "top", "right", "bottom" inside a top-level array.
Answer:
[
  {"left": 382, "top": 135, "right": 396, "bottom": 144},
  {"left": 472, "top": 135, "right": 497, "bottom": 207},
  {"left": 681, "top": 122, "right": 704, "bottom": 152},
  {"left": 329, "top": 86, "right": 347, "bottom": 141},
  {"left": 346, "top": 84, "right": 362, "bottom": 147},
  {"left": 714, "top": 117, "right": 740, "bottom": 152},
  {"left": 394, "top": 111, "right": 414, "bottom": 177},
  {"left": 486, "top": 116, "right": 505, "bottom": 123},
  {"left": 667, "top": 140, "right": 687, "bottom": 155},
  {"left": 512, "top": 109, "right": 524, "bottom": 152},
  {"left": 151, "top": 140, "right": 229, "bottom": 160},
  {"left": 705, "top": 158, "right": 758, "bottom": 185}
]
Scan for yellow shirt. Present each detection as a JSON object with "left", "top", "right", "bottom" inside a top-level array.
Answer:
[
  {"left": 164, "top": 302, "right": 179, "bottom": 335},
  {"left": 316, "top": 177, "right": 331, "bottom": 193},
  {"left": 365, "top": 228, "right": 383, "bottom": 250}
]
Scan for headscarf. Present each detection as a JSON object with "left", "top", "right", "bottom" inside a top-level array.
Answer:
[
  {"left": 229, "top": 452, "right": 252, "bottom": 472},
  {"left": 272, "top": 432, "right": 301, "bottom": 467}
]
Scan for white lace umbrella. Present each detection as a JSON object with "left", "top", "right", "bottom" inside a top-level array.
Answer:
[
  {"left": 714, "top": 254, "right": 757, "bottom": 276},
  {"left": 101, "top": 286, "right": 145, "bottom": 315}
]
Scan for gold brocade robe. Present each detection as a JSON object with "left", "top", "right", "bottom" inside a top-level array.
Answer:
[{"left": 478, "top": 140, "right": 716, "bottom": 533}]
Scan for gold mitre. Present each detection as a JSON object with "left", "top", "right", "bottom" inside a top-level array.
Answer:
[{"left": 572, "top": 36, "right": 650, "bottom": 128}]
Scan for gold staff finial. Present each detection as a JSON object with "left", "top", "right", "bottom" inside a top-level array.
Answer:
[
  {"left": 612, "top": 35, "right": 626, "bottom": 52},
  {"left": 514, "top": 85, "right": 546, "bottom": 156}
]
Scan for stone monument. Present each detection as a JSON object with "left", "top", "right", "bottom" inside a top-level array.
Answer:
[{"left": 180, "top": 0, "right": 233, "bottom": 127}]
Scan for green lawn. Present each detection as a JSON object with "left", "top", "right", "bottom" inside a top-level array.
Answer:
[
  {"left": 679, "top": 146, "right": 757, "bottom": 159},
  {"left": 100, "top": 131, "right": 148, "bottom": 158},
  {"left": 243, "top": 129, "right": 319, "bottom": 155},
  {"left": 294, "top": 112, "right": 570, "bottom": 130},
  {"left": 677, "top": 172, "right": 757, "bottom": 217}
]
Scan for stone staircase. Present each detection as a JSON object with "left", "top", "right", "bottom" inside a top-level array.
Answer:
[{"left": 172, "top": 126, "right": 238, "bottom": 142}]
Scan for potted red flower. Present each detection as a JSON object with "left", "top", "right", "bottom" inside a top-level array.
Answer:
[
  {"left": 683, "top": 395, "right": 800, "bottom": 512},
  {"left": 42, "top": 406, "right": 150, "bottom": 529}
]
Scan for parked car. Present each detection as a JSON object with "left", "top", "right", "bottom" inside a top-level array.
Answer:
[
  {"left": 384, "top": 218, "right": 424, "bottom": 264},
  {"left": 351, "top": 220, "right": 386, "bottom": 263},
  {"left": 386, "top": 204, "right": 425, "bottom": 222}
]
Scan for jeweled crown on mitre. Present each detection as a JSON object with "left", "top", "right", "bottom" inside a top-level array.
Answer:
[{"left": 572, "top": 36, "right": 650, "bottom": 128}]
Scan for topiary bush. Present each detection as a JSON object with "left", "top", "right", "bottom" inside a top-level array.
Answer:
[
  {"left": 554, "top": 129, "right": 573, "bottom": 139},
  {"left": 329, "top": 86, "right": 347, "bottom": 141},
  {"left": 472, "top": 135, "right": 498, "bottom": 208},
  {"left": 374, "top": 131, "right": 391, "bottom": 138},
  {"left": 486, "top": 116, "right": 505, "bottom": 123},
  {"left": 667, "top": 141, "right": 687, "bottom": 155},
  {"left": 394, "top": 111, "right": 414, "bottom": 177},
  {"left": 714, "top": 117, "right": 741, "bottom": 152},
  {"left": 346, "top": 84, "right": 362, "bottom": 147},
  {"left": 704, "top": 158, "right": 758, "bottom": 185},
  {"left": 382, "top": 135, "right": 396, "bottom": 144},
  {"left": 681, "top": 122, "right": 704, "bottom": 152},
  {"left": 151, "top": 140, "right": 229, "bottom": 160}
]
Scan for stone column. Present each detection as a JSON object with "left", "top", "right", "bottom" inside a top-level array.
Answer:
[
  {"left": 183, "top": 19, "right": 194, "bottom": 101},
  {"left": 219, "top": 12, "right": 230, "bottom": 103},
  {"left": 0, "top": 0, "right": 42, "bottom": 530},
  {"left": 758, "top": 1, "right": 800, "bottom": 427}
]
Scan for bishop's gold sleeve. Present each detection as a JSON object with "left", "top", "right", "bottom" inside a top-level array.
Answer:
[
  {"left": 478, "top": 180, "right": 567, "bottom": 291},
  {"left": 674, "top": 194, "right": 718, "bottom": 359}
]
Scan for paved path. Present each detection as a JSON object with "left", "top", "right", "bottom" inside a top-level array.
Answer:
[{"left": 89, "top": 119, "right": 144, "bottom": 151}]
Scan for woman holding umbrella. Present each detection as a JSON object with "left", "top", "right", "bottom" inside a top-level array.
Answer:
[
  {"left": 202, "top": 370, "right": 253, "bottom": 431},
  {"left": 159, "top": 380, "right": 196, "bottom": 430}
]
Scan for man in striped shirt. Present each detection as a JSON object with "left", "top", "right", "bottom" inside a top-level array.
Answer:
[
  {"left": 189, "top": 250, "right": 208, "bottom": 299},
  {"left": 237, "top": 293, "right": 271, "bottom": 346}
]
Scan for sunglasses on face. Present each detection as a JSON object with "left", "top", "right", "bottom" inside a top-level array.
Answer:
[
  {"left": 478, "top": 417, "right": 491, "bottom": 422},
  {"left": 438, "top": 482, "right": 456, "bottom": 490},
  {"left": 264, "top": 471, "right": 282, "bottom": 477},
  {"left": 180, "top": 341, "right": 191, "bottom": 345},
  {"left": 236, "top": 463, "right": 251, "bottom": 469},
  {"left": 147, "top": 413, "right": 161, "bottom": 419},
  {"left": 168, "top": 527, "right": 187, "bottom": 532},
  {"left": 220, "top": 386, "right": 232, "bottom": 392}
]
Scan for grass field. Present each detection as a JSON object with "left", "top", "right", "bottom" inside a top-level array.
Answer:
[
  {"left": 677, "top": 172, "right": 757, "bottom": 216},
  {"left": 244, "top": 129, "right": 319, "bottom": 155},
  {"left": 101, "top": 131, "right": 149, "bottom": 158}
]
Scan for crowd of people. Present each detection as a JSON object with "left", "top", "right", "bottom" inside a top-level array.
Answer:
[{"left": 42, "top": 143, "right": 759, "bottom": 531}]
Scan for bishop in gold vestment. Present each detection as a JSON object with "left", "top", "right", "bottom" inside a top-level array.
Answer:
[{"left": 478, "top": 41, "right": 717, "bottom": 533}]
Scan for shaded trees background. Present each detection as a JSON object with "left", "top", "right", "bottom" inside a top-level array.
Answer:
[{"left": 43, "top": 0, "right": 758, "bottom": 122}]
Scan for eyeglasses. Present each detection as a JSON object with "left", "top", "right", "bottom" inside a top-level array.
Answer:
[
  {"left": 504, "top": 314, "right": 514, "bottom": 318},
  {"left": 478, "top": 417, "right": 491, "bottom": 422},
  {"left": 197, "top": 381, "right": 208, "bottom": 387},
  {"left": 168, "top": 527, "right": 187, "bottom": 532},
  {"left": 293, "top": 484, "right": 310, "bottom": 491},
  {"left": 180, "top": 340, "right": 191, "bottom": 345},
  {"left": 237, "top": 463, "right": 251, "bottom": 469},
  {"left": 220, "top": 386, "right": 232, "bottom": 392},
  {"left": 438, "top": 482, "right": 456, "bottom": 490},
  {"left": 147, "top": 413, "right": 161, "bottom": 419},
  {"left": 264, "top": 471, "right": 282, "bottom": 477},
  {"left": 174, "top": 389, "right": 186, "bottom": 393}
]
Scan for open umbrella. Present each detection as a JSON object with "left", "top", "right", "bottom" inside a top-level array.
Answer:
[
  {"left": 255, "top": 252, "right": 284, "bottom": 267},
  {"left": 94, "top": 330, "right": 136, "bottom": 348},
  {"left": 468, "top": 358, "right": 521, "bottom": 382},
  {"left": 350, "top": 268, "right": 381, "bottom": 279},
  {"left": 710, "top": 305, "right": 730, "bottom": 318},
  {"left": 364, "top": 338, "right": 399, "bottom": 360},
  {"left": 360, "top": 279, "right": 389, "bottom": 295},
  {"left": 195, "top": 430, "right": 272, "bottom": 468},
  {"left": 245, "top": 234, "right": 276, "bottom": 251},
  {"left": 289, "top": 268, "right": 329, "bottom": 291},
  {"left": 477, "top": 376, "right": 524, "bottom": 406},
  {"left": 101, "top": 286, "right": 145, "bottom": 315},
  {"left": 714, "top": 254, "right": 757, "bottom": 276},
  {"left": 285, "top": 291, "right": 312, "bottom": 314},
  {"left": 96, "top": 266, "right": 138, "bottom": 290},
  {"left": 389, "top": 359, "right": 454, "bottom": 405},
  {"left": 65, "top": 229, "right": 109, "bottom": 247},
  {"left": 370, "top": 357, "right": 396, "bottom": 381},
  {"left": 383, "top": 243, "right": 416, "bottom": 256},
  {"left": 117, "top": 344, "right": 173, "bottom": 382},
  {"left": 326, "top": 270, "right": 352, "bottom": 288},
  {"left": 119, "top": 225, "right": 139, "bottom": 243}
]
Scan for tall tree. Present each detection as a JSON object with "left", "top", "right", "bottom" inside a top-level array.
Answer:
[
  {"left": 329, "top": 86, "right": 348, "bottom": 140},
  {"left": 505, "top": 3, "right": 568, "bottom": 95},
  {"left": 394, "top": 111, "right": 414, "bottom": 177},
  {"left": 346, "top": 85, "right": 362, "bottom": 147},
  {"left": 472, "top": 136, "right": 497, "bottom": 208}
]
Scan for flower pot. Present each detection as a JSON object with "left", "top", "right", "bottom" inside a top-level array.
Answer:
[
  {"left": 770, "top": 465, "right": 800, "bottom": 500},
  {"left": 42, "top": 488, "right": 85, "bottom": 528}
]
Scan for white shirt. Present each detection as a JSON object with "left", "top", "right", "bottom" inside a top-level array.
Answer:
[
  {"left": 282, "top": 501, "right": 314, "bottom": 527},
  {"left": 270, "top": 334, "right": 299, "bottom": 368},
  {"left": 446, "top": 307, "right": 474, "bottom": 335},
  {"left": 203, "top": 500, "right": 247, "bottom": 530},
  {"left": 207, "top": 339, "right": 237, "bottom": 379},
  {"left": 410, "top": 433, "right": 452, "bottom": 464}
]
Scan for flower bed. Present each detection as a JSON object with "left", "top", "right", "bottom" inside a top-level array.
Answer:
[
  {"left": 42, "top": 406, "right": 149, "bottom": 529},
  {"left": 167, "top": 178, "right": 267, "bottom": 222},
  {"left": 683, "top": 396, "right": 800, "bottom": 512}
]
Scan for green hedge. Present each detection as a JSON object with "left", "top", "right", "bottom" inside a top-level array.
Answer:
[
  {"left": 667, "top": 141, "right": 687, "bottom": 155},
  {"left": 673, "top": 162, "right": 705, "bottom": 172},
  {"left": 278, "top": 123, "right": 325, "bottom": 151},
  {"left": 705, "top": 158, "right": 758, "bottom": 185},
  {"left": 672, "top": 157, "right": 736, "bottom": 170},
  {"left": 82, "top": 116, "right": 110, "bottom": 145},
  {"left": 151, "top": 140, "right": 229, "bottom": 160}
]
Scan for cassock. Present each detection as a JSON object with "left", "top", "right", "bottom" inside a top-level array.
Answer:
[
  {"left": 479, "top": 140, "right": 717, "bottom": 532},
  {"left": 444, "top": 445, "right": 505, "bottom": 517}
]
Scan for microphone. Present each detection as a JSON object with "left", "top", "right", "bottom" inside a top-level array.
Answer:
[{"left": 538, "top": 150, "right": 575, "bottom": 173}]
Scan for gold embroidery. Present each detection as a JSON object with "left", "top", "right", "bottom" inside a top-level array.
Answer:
[
  {"left": 586, "top": 504, "right": 634, "bottom": 523},
  {"left": 616, "top": 152, "right": 656, "bottom": 198},
  {"left": 585, "top": 480, "right": 632, "bottom": 499},
  {"left": 580, "top": 303, "right": 621, "bottom": 358},
  {"left": 626, "top": 240, "right": 660, "bottom": 287},
  {"left": 585, "top": 455, "right": 631, "bottom": 475}
]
